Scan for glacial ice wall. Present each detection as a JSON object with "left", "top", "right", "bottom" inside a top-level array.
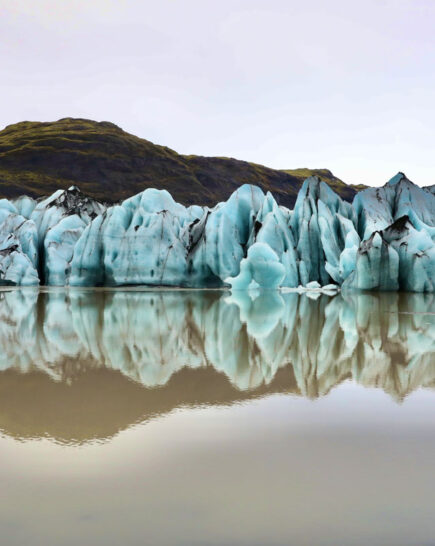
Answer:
[{"left": 0, "top": 172, "right": 433, "bottom": 291}]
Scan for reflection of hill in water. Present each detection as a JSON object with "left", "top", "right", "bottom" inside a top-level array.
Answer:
[
  {"left": 0, "top": 289, "right": 434, "bottom": 444},
  {"left": 0, "top": 366, "right": 298, "bottom": 445}
]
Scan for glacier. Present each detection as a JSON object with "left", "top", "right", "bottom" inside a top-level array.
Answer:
[{"left": 0, "top": 172, "right": 433, "bottom": 291}]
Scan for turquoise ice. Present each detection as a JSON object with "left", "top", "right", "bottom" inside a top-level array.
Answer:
[{"left": 0, "top": 172, "right": 433, "bottom": 291}]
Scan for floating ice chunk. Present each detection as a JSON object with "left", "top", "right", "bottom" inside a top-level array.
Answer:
[
  {"left": 321, "top": 284, "right": 340, "bottom": 294},
  {"left": 281, "top": 282, "right": 339, "bottom": 296},
  {"left": 322, "top": 283, "right": 339, "bottom": 291},
  {"left": 306, "top": 281, "right": 321, "bottom": 290}
]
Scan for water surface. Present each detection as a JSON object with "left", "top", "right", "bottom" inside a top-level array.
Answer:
[{"left": 0, "top": 289, "right": 434, "bottom": 545}]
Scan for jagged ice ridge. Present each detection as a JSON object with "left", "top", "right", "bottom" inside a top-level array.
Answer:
[{"left": 0, "top": 172, "right": 434, "bottom": 291}]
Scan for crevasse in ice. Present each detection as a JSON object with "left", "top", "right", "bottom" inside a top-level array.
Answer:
[{"left": 0, "top": 172, "right": 433, "bottom": 291}]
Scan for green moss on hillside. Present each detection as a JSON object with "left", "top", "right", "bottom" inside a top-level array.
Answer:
[{"left": 0, "top": 118, "right": 362, "bottom": 207}]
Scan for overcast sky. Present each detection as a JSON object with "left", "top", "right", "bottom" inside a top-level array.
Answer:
[{"left": 1, "top": 0, "right": 434, "bottom": 186}]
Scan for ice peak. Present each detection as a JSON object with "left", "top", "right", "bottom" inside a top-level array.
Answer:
[{"left": 386, "top": 172, "right": 407, "bottom": 186}]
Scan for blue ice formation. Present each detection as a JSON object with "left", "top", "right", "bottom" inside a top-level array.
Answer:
[{"left": 0, "top": 172, "right": 434, "bottom": 291}]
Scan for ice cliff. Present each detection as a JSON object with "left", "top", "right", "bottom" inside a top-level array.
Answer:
[{"left": 0, "top": 172, "right": 433, "bottom": 291}]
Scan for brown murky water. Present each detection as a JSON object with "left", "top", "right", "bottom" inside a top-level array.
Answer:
[{"left": 0, "top": 289, "right": 434, "bottom": 545}]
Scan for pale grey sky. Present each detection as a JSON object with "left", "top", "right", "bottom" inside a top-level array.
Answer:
[{"left": 1, "top": 0, "right": 434, "bottom": 186}]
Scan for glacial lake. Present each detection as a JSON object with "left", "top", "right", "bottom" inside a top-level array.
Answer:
[{"left": 0, "top": 288, "right": 434, "bottom": 546}]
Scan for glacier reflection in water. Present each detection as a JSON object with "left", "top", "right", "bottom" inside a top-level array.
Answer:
[
  {"left": 1, "top": 288, "right": 435, "bottom": 546},
  {"left": 0, "top": 288, "right": 434, "bottom": 401}
]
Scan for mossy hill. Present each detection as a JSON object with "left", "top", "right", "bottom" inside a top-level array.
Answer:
[{"left": 0, "top": 118, "right": 364, "bottom": 207}]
